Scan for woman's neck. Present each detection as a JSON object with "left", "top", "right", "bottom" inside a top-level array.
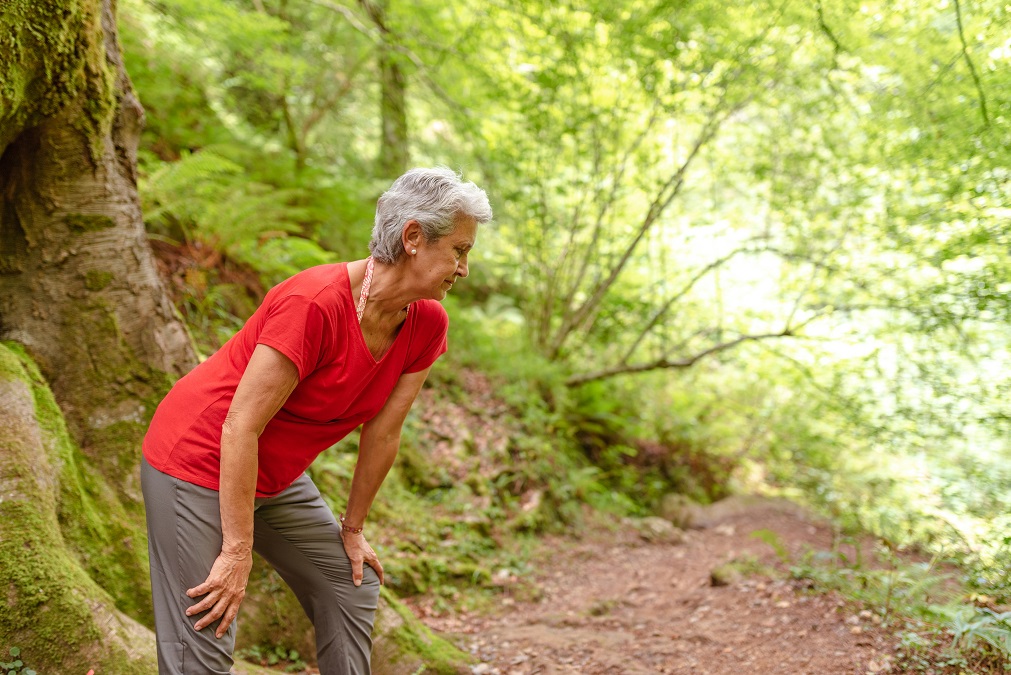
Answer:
[{"left": 358, "top": 258, "right": 417, "bottom": 317}]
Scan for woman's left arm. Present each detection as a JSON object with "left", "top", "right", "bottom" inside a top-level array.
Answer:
[{"left": 342, "top": 365, "right": 432, "bottom": 587}]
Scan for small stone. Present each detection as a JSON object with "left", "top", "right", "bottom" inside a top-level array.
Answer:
[
  {"left": 710, "top": 563, "right": 743, "bottom": 587},
  {"left": 634, "top": 517, "right": 686, "bottom": 544},
  {"left": 471, "top": 664, "right": 491, "bottom": 675},
  {"left": 657, "top": 493, "right": 700, "bottom": 528}
]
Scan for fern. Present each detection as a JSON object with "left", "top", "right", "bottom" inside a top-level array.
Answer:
[
  {"left": 141, "top": 147, "right": 312, "bottom": 252},
  {"left": 951, "top": 608, "right": 1011, "bottom": 658}
]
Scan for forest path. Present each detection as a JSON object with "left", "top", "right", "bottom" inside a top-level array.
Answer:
[{"left": 417, "top": 497, "right": 896, "bottom": 675}]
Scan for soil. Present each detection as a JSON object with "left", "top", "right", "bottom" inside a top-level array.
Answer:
[{"left": 415, "top": 496, "right": 899, "bottom": 675}]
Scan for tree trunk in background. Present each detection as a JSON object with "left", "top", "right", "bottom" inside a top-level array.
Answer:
[{"left": 360, "top": 0, "right": 409, "bottom": 176}]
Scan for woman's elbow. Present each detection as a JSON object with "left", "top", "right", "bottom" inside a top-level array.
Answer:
[{"left": 221, "top": 411, "right": 261, "bottom": 441}]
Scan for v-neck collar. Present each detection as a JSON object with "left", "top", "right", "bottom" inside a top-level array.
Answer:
[{"left": 341, "top": 262, "right": 412, "bottom": 365}]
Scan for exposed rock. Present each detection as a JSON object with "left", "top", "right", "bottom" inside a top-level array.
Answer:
[
  {"left": 371, "top": 588, "right": 472, "bottom": 674},
  {"left": 658, "top": 493, "right": 701, "bottom": 529},
  {"left": 634, "top": 516, "right": 686, "bottom": 544}
]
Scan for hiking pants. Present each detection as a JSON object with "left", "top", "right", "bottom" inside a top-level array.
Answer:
[{"left": 141, "top": 458, "right": 380, "bottom": 674}]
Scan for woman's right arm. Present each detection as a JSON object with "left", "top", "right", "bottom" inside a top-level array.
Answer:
[{"left": 184, "top": 343, "right": 300, "bottom": 638}]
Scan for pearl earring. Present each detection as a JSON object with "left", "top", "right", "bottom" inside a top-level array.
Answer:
[{"left": 411, "top": 249, "right": 417, "bottom": 255}]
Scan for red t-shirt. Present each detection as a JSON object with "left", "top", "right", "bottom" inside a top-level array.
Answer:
[{"left": 143, "top": 262, "right": 448, "bottom": 497}]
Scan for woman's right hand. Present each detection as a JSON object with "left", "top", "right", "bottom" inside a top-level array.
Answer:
[{"left": 185, "top": 549, "right": 253, "bottom": 638}]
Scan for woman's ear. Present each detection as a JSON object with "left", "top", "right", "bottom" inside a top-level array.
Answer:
[{"left": 401, "top": 220, "right": 422, "bottom": 255}]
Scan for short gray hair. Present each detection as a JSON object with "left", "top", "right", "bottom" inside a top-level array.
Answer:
[{"left": 369, "top": 167, "right": 493, "bottom": 264}]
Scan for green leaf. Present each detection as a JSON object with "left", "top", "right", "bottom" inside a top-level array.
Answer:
[{"left": 6, "top": 649, "right": 16, "bottom": 658}]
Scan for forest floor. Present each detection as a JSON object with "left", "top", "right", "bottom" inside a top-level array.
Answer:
[{"left": 412, "top": 496, "right": 900, "bottom": 675}]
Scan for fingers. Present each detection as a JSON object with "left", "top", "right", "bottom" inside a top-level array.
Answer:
[
  {"left": 216, "top": 603, "right": 241, "bottom": 638},
  {"left": 191, "top": 590, "right": 244, "bottom": 634},
  {"left": 368, "top": 555, "right": 385, "bottom": 586},
  {"left": 351, "top": 556, "right": 364, "bottom": 587},
  {"left": 186, "top": 590, "right": 220, "bottom": 617},
  {"left": 183, "top": 551, "right": 251, "bottom": 637},
  {"left": 193, "top": 596, "right": 228, "bottom": 632}
]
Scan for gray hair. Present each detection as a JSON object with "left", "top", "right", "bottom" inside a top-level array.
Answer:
[{"left": 369, "top": 167, "right": 493, "bottom": 264}]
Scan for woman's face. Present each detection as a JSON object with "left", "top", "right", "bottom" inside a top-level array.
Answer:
[{"left": 410, "top": 215, "right": 477, "bottom": 301}]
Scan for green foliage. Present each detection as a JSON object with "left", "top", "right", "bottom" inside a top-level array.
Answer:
[
  {"left": 789, "top": 538, "right": 1011, "bottom": 672},
  {"left": 0, "top": 647, "right": 37, "bottom": 675},
  {"left": 235, "top": 644, "right": 307, "bottom": 673},
  {"left": 951, "top": 608, "right": 1011, "bottom": 658},
  {"left": 751, "top": 529, "right": 790, "bottom": 564}
]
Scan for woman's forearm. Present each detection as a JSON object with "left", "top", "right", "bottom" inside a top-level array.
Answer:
[
  {"left": 218, "top": 425, "right": 259, "bottom": 555},
  {"left": 343, "top": 428, "right": 400, "bottom": 528}
]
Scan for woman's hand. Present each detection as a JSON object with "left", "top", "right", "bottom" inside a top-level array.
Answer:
[
  {"left": 185, "top": 549, "right": 253, "bottom": 637},
  {"left": 340, "top": 529, "right": 385, "bottom": 587}
]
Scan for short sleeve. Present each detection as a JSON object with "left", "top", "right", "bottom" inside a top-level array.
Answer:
[
  {"left": 256, "top": 294, "right": 327, "bottom": 380},
  {"left": 404, "top": 302, "right": 449, "bottom": 374}
]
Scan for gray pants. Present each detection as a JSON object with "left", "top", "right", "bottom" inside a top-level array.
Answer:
[{"left": 141, "top": 458, "right": 380, "bottom": 674}]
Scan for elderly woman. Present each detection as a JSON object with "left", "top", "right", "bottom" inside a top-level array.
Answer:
[{"left": 141, "top": 168, "right": 492, "bottom": 674}]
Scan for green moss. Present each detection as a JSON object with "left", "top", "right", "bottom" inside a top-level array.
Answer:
[
  {"left": 67, "top": 213, "right": 116, "bottom": 233},
  {"left": 0, "top": 0, "right": 114, "bottom": 157},
  {"left": 0, "top": 344, "right": 155, "bottom": 672},
  {"left": 84, "top": 269, "right": 114, "bottom": 290},
  {"left": 2, "top": 341, "right": 155, "bottom": 625},
  {"left": 0, "top": 342, "right": 30, "bottom": 383},
  {"left": 378, "top": 587, "right": 472, "bottom": 674}
]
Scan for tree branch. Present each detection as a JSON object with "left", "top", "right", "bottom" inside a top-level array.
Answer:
[
  {"left": 566, "top": 329, "right": 796, "bottom": 387},
  {"left": 618, "top": 244, "right": 760, "bottom": 365},
  {"left": 952, "top": 0, "right": 990, "bottom": 128},
  {"left": 547, "top": 100, "right": 738, "bottom": 359}
]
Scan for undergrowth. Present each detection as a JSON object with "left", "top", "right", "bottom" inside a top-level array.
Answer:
[{"left": 780, "top": 532, "right": 1011, "bottom": 674}]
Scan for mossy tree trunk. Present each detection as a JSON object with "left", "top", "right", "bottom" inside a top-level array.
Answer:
[
  {"left": 0, "top": 0, "right": 197, "bottom": 487},
  {"left": 0, "top": 0, "right": 194, "bottom": 669}
]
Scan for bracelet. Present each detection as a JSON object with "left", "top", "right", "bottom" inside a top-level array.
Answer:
[{"left": 339, "top": 513, "right": 363, "bottom": 535}]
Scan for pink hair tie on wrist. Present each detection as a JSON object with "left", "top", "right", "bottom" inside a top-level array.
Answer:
[{"left": 339, "top": 513, "right": 364, "bottom": 535}]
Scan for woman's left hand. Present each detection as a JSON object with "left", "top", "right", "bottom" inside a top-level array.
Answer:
[{"left": 340, "top": 529, "right": 385, "bottom": 587}]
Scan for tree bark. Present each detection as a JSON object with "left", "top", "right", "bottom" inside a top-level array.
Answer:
[
  {"left": 360, "top": 0, "right": 409, "bottom": 177},
  {"left": 0, "top": 0, "right": 194, "bottom": 669},
  {"left": 0, "top": 0, "right": 197, "bottom": 493}
]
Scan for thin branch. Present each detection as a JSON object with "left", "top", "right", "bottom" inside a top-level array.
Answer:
[
  {"left": 952, "top": 0, "right": 990, "bottom": 127},
  {"left": 547, "top": 101, "right": 737, "bottom": 359},
  {"left": 305, "top": 0, "right": 376, "bottom": 38},
  {"left": 309, "top": 0, "right": 461, "bottom": 110},
  {"left": 816, "top": 0, "right": 846, "bottom": 55},
  {"left": 559, "top": 105, "right": 661, "bottom": 318},
  {"left": 566, "top": 329, "right": 796, "bottom": 386},
  {"left": 618, "top": 245, "right": 759, "bottom": 365}
]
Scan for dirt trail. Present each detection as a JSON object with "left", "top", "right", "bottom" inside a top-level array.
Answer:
[{"left": 418, "top": 497, "right": 896, "bottom": 675}]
